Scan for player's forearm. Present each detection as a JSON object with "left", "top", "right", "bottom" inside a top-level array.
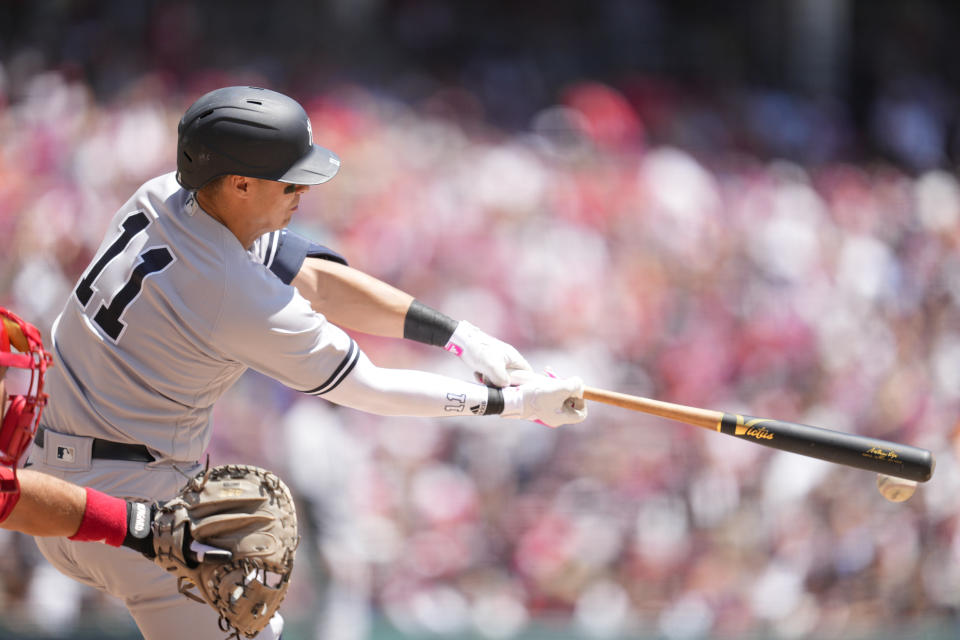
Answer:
[
  {"left": 321, "top": 351, "right": 586, "bottom": 427},
  {"left": 3, "top": 470, "right": 151, "bottom": 550},
  {"left": 2, "top": 469, "right": 86, "bottom": 536},
  {"left": 323, "top": 351, "right": 505, "bottom": 417},
  {"left": 292, "top": 257, "right": 412, "bottom": 337},
  {"left": 292, "top": 257, "right": 533, "bottom": 389}
]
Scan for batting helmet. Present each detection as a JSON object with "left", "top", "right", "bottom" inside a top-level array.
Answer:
[
  {"left": 0, "top": 307, "right": 52, "bottom": 470},
  {"left": 176, "top": 86, "right": 341, "bottom": 191}
]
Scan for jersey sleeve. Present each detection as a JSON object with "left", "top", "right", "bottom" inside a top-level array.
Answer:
[
  {"left": 214, "top": 261, "right": 359, "bottom": 396},
  {"left": 211, "top": 251, "right": 501, "bottom": 417},
  {"left": 250, "top": 229, "right": 348, "bottom": 285}
]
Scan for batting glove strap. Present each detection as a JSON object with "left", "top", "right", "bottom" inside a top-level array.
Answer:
[{"left": 501, "top": 386, "right": 525, "bottom": 418}]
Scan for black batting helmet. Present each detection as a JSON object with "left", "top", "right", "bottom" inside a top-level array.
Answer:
[{"left": 176, "top": 86, "right": 341, "bottom": 190}]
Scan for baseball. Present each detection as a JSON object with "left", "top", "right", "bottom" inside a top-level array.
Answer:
[{"left": 876, "top": 473, "right": 917, "bottom": 503}]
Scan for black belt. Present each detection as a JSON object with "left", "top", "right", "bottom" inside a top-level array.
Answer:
[{"left": 34, "top": 426, "right": 156, "bottom": 463}]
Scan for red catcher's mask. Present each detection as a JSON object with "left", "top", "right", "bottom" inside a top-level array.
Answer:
[{"left": 0, "top": 307, "right": 52, "bottom": 481}]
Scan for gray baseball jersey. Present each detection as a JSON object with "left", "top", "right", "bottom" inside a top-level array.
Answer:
[{"left": 42, "top": 172, "right": 358, "bottom": 462}]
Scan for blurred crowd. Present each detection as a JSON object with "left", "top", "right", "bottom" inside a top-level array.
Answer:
[{"left": 2, "top": 60, "right": 960, "bottom": 640}]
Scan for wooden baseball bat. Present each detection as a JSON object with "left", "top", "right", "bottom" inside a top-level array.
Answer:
[{"left": 583, "top": 387, "right": 935, "bottom": 483}]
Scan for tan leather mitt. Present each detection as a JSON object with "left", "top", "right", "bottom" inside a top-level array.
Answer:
[{"left": 151, "top": 464, "right": 300, "bottom": 639}]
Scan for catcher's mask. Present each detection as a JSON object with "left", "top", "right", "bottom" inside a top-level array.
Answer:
[
  {"left": 176, "top": 86, "right": 341, "bottom": 190},
  {"left": 0, "top": 307, "right": 52, "bottom": 473}
]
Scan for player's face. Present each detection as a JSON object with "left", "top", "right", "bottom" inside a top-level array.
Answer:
[{"left": 248, "top": 179, "right": 311, "bottom": 231}]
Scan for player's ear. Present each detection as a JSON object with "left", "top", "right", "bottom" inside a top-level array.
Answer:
[{"left": 228, "top": 175, "right": 250, "bottom": 196}]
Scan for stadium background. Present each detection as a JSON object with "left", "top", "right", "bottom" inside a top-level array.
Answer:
[{"left": 2, "top": 1, "right": 960, "bottom": 638}]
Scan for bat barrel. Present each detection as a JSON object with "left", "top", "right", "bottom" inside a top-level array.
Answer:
[{"left": 718, "top": 414, "right": 935, "bottom": 483}]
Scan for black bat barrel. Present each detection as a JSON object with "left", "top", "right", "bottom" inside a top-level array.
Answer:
[{"left": 718, "top": 414, "right": 935, "bottom": 482}]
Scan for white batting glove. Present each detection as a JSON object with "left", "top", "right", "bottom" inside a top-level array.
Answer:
[
  {"left": 444, "top": 320, "right": 533, "bottom": 388},
  {"left": 501, "top": 374, "right": 587, "bottom": 428}
]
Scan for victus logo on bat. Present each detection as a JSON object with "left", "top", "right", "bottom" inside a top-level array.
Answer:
[{"left": 731, "top": 415, "right": 775, "bottom": 440}]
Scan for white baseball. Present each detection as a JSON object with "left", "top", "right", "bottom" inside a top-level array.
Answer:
[{"left": 876, "top": 474, "right": 917, "bottom": 503}]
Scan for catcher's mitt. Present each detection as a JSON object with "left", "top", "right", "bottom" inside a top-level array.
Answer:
[{"left": 151, "top": 464, "right": 299, "bottom": 639}]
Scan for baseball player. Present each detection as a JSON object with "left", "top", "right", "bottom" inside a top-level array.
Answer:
[{"left": 28, "top": 86, "right": 586, "bottom": 640}]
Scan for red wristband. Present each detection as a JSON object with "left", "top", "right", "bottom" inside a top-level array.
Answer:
[{"left": 69, "top": 487, "right": 127, "bottom": 547}]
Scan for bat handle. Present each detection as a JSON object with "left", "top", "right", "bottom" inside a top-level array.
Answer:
[{"left": 583, "top": 386, "right": 722, "bottom": 430}]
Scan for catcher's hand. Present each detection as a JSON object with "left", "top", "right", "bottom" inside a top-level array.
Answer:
[{"left": 125, "top": 464, "right": 299, "bottom": 639}]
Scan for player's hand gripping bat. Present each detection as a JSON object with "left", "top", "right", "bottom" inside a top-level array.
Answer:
[{"left": 583, "top": 387, "right": 934, "bottom": 482}]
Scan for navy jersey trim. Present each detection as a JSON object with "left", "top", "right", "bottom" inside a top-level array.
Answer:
[
  {"left": 303, "top": 339, "right": 359, "bottom": 395},
  {"left": 262, "top": 231, "right": 281, "bottom": 270},
  {"left": 264, "top": 230, "right": 349, "bottom": 285}
]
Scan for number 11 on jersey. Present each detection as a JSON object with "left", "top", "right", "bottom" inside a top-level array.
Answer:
[{"left": 74, "top": 211, "right": 176, "bottom": 342}]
